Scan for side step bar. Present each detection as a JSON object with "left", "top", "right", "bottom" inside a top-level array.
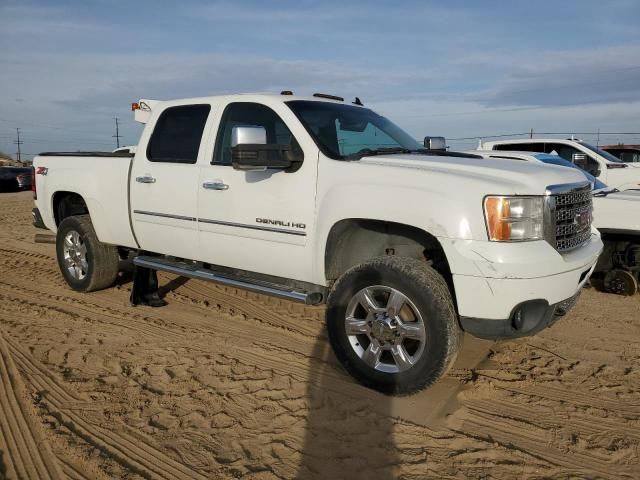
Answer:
[{"left": 133, "top": 256, "right": 324, "bottom": 305}]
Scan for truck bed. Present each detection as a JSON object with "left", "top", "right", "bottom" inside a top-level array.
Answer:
[{"left": 33, "top": 152, "right": 138, "bottom": 248}]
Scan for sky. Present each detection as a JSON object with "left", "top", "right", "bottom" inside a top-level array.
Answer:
[{"left": 1, "top": 0, "right": 639, "bottom": 160}]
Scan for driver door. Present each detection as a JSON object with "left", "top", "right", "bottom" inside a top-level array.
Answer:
[{"left": 197, "top": 101, "right": 317, "bottom": 281}]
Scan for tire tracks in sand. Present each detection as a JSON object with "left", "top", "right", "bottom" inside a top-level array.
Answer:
[
  {"left": 3, "top": 334, "right": 209, "bottom": 480},
  {"left": 0, "top": 330, "right": 63, "bottom": 480}
]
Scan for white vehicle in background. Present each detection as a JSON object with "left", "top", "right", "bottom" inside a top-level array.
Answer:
[
  {"left": 474, "top": 150, "right": 640, "bottom": 295},
  {"left": 30, "top": 92, "right": 603, "bottom": 394},
  {"left": 480, "top": 138, "right": 640, "bottom": 190}
]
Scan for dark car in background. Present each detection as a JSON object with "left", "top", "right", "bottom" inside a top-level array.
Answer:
[
  {"left": 0, "top": 166, "right": 32, "bottom": 192},
  {"left": 600, "top": 145, "right": 640, "bottom": 163}
]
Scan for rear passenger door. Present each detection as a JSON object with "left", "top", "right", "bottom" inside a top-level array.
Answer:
[{"left": 130, "top": 104, "right": 210, "bottom": 259}]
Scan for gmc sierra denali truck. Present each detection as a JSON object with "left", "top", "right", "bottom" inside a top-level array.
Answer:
[{"left": 32, "top": 92, "right": 603, "bottom": 394}]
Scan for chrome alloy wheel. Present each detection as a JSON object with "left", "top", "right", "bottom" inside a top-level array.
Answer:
[
  {"left": 345, "top": 286, "right": 427, "bottom": 373},
  {"left": 63, "top": 230, "right": 88, "bottom": 280}
]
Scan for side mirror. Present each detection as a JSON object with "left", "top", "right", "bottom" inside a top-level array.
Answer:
[
  {"left": 232, "top": 144, "right": 294, "bottom": 171},
  {"left": 230, "top": 125, "right": 302, "bottom": 172},
  {"left": 572, "top": 152, "right": 600, "bottom": 176},
  {"left": 424, "top": 136, "right": 447, "bottom": 151},
  {"left": 571, "top": 152, "right": 590, "bottom": 169}
]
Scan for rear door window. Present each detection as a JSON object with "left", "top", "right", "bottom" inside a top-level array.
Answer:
[
  {"left": 147, "top": 104, "right": 211, "bottom": 163},
  {"left": 493, "top": 142, "right": 544, "bottom": 152}
]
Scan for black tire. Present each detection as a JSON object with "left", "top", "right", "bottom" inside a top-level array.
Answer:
[
  {"left": 326, "top": 256, "right": 462, "bottom": 395},
  {"left": 55, "top": 215, "right": 119, "bottom": 292}
]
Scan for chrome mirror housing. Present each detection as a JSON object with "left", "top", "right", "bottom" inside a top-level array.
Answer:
[
  {"left": 231, "top": 126, "right": 267, "bottom": 147},
  {"left": 424, "top": 136, "right": 447, "bottom": 151}
]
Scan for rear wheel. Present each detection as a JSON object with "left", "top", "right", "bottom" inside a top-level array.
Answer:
[
  {"left": 326, "top": 256, "right": 462, "bottom": 395},
  {"left": 56, "top": 215, "right": 119, "bottom": 292}
]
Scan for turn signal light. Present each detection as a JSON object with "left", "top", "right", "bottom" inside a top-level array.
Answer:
[{"left": 484, "top": 197, "right": 511, "bottom": 241}]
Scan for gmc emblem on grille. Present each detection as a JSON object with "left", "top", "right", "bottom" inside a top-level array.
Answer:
[{"left": 574, "top": 209, "right": 592, "bottom": 229}]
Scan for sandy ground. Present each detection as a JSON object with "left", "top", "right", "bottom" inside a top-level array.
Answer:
[{"left": 0, "top": 190, "right": 639, "bottom": 479}]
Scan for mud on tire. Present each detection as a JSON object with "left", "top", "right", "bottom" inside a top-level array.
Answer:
[
  {"left": 55, "top": 215, "right": 119, "bottom": 292},
  {"left": 326, "top": 256, "right": 462, "bottom": 395}
]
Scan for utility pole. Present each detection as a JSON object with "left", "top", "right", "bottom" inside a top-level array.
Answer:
[
  {"left": 113, "top": 117, "right": 122, "bottom": 148},
  {"left": 14, "top": 128, "right": 23, "bottom": 163},
  {"left": 529, "top": 128, "right": 533, "bottom": 139}
]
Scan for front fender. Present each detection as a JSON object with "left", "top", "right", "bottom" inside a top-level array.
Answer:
[{"left": 313, "top": 183, "right": 484, "bottom": 283}]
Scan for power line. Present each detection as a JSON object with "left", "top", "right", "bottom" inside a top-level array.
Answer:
[
  {"left": 0, "top": 117, "right": 138, "bottom": 136},
  {"left": 1, "top": 137, "right": 115, "bottom": 146},
  {"left": 448, "top": 131, "right": 640, "bottom": 141}
]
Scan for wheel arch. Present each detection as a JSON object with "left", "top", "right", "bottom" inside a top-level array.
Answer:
[
  {"left": 52, "top": 191, "right": 90, "bottom": 226},
  {"left": 323, "top": 218, "right": 456, "bottom": 305}
]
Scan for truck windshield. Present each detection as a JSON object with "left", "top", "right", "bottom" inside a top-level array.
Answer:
[
  {"left": 534, "top": 154, "right": 608, "bottom": 190},
  {"left": 578, "top": 141, "right": 625, "bottom": 163},
  {"left": 286, "top": 100, "right": 423, "bottom": 160}
]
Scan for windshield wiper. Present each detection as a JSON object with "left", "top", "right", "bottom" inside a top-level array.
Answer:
[
  {"left": 593, "top": 187, "right": 619, "bottom": 197},
  {"left": 344, "top": 147, "right": 414, "bottom": 160}
]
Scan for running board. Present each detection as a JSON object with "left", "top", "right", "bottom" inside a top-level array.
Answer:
[{"left": 133, "top": 256, "right": 324, "bottom": 305}]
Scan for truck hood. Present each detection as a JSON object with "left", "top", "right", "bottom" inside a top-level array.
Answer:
[
  {"left": 592, "top": 188, "right": 640, "bottom": 231},
  {"left": 595, "top": 188, "right": 640, "bottom": 201},
  {"left": 358, "top": 153, "right": 588, "bottom": 195}
]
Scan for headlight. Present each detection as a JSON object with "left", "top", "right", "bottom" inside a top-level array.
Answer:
[{"left": 484, "top": 196, "right": 544, "bottom": 241}]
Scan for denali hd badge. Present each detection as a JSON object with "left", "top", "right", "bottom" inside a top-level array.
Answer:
[{"left": 256, "top": 218, "right": 306, "bottom": 229}]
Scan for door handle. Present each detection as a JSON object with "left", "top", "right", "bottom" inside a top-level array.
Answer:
[
  {"left": 203, "top": 181, "right": 229, "bottom": 191},
  {"left": 136, "top": 175, "right": 156, "bottom": 184}
]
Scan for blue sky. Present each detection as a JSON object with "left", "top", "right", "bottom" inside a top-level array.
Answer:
[{"left": 1, "top": 0, "right": 639, "bottom": 159}]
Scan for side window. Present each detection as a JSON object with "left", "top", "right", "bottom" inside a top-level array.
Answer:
[
  {"left": 494, "top": 143, "right": 544, "bottom": 152},
  {"left": 620, "top": 151, "right": 640, "bottom": 163},
  {"left": 147, "top": 105, "right": 211, "bottom": 164},
  {"left": 546, "top": 143, "right": 600, "bottom": 176},
  {"left": 545, "top": 143, "right": 574, "bottom": 159},
  {"left": 213, "top": 102, "right": 300, "bottom": 165},
  {"left": 336, "top": 120, "right": 397, "bottom": 156}
]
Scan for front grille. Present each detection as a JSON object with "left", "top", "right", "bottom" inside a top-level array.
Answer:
[{"left": 548, "top": 184, "right": 593, "bottom": 252}]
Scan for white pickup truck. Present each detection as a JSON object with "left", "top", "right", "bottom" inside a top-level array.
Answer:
[
  {"left": 481, "top": 138, "right": 640, "bottom": 190},
  {"left": 32, "top": 92, "right": 603, "bottom": 394}
]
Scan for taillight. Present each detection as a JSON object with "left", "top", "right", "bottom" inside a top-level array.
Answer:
[
  {"left": 607, "top": 163, "right": 628, "bottom": 169},
  {"left": 31, "top": 166, "right": 36, "bottom": 199}
]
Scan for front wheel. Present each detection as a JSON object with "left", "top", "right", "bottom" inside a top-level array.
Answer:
[
  {"left": 326, "top": 256, "right": 462, "bottom": 395},
  {"left": 56, "top": 215, "right": 119, "bottom": 292}
]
